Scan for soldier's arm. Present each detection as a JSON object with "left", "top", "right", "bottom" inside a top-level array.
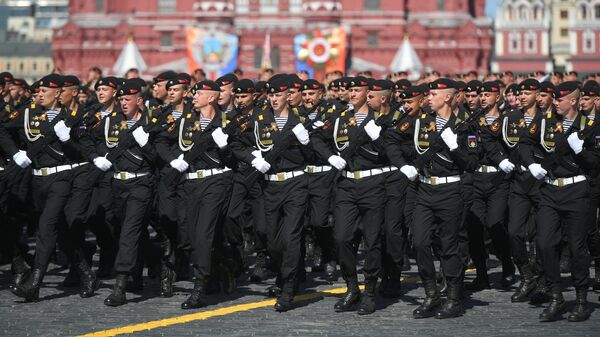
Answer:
[
  {"left": 155, "top": 127, "right": 178, "bottom": 164},
  {"left": 0, "top": 122, "right": 19, "bottom": 157},
  {"left": 383, "top": 129, "right": 408, "bottom": 169},
  {"left": 230, "top": 119, "right": 257, "bottom": 165}
]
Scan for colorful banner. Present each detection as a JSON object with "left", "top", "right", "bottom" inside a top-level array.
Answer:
[
  {"left": 294, "top": 26, "right": 347, "bottom": 81},
  {"left": 186, "top": 27, "right": 238, "bottom": 80}
]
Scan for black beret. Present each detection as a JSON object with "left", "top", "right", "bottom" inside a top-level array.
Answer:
[
  {"left": 478, "top": 81, "right": 501, "bottom": 94},
  {"left": 369, "top": 79, "right": 392, "bottom": 91},
  {"left": 61, "top": 75, "right": 80, "bottom": 87},
  {"left": 328, "top": 80, "right": 339, "bottom": 89},
  {"left": 518, "top": 79, "right": 540, "bottom": 91},
  {"left": 505, "top": 83, "right": 518, "bottom": 95},
  {"left": 130, "top": 77, "right": 148, "bottom": 89},
  {"left": 255, "top": 81, "right": 267, "bottom": 92},
  {"left": 539, "top": 81, "right": 555, "bottom": 94},
  {"left": 12, "top": 78, "right": 27, "bottom": 87},
  {"left": 428, "top": 78, "right": 455, "bottom": 90},
  {"left": 193, "top": 80, "right": 221, "bottom": 92},
  {"left": 394, "top": 79, "right": 411, "bottom": 91},
  {"left": 553, "top": 81, "right": 581, "bottom": 99},
  {"left": 581, "top": 81, "right": 599, "bottom": 97},
  {"left": 417, "top": 83, "right": 430, "bottom": 96},
  {"left": 117, "top": 79, "right": 143, "bottom": 97},
  {"left": 400, "top": 85, "right": 425, "bottom": 99},
  {"left": 288, "top": 75, "right": 303, "bottom": 89},
  {"left": 95, "top": 77, "right": 119, "bottom": 90},
  {"left": 336, "top": 77, "right": 352, "bottom": 89},
  {"left": 455, "top": 81, "right": 467, "bottom": 92},
  {"left": 0, "top": 72, "right": 13, "bottom": 83},
  {"left": 234, "top": 79, "right": 256, "bottom": 94},
  {"left": 166, "top": 73, "right": 191, "bottom": 90},
  {"left": 39, "top": 74, "right": 63, "bottom": 88},
  {"left": 153, "top": 70, "right": 177, "bottom": 83},
  {"left": 465, "top": 80, "right": 482, "bottom": 92},
  {"left": 266, "top": 76, "right": 290, "bottom": 93},
  {"left": 216, "top": 73, "right": 238, "bottom": 87},
  {"left": 348, "top": 76, "right": 370, "bottom": 88},
  {"left": 30, "top": 80, "right": 40, "bottom": 93},
  {"left": 302, "top": 79, "right": 322, "bottom": 91}
]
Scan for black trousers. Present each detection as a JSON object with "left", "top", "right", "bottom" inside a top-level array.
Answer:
[
  {"left": 31, "top": 170, "right": 72, "bottom": 271},
  {"left": 306, "top": 170, "right": 335, "bottom": 263},
  {"left": 468, "top": 173, "right": 512, "bottom": 273},
  {"left": 62, "top": 164, "right": 95, "bottom": 261},
  {"left": 334, "top": 174, "right": 384, "bottom": 282},
  {"left": 536, "top": 181, "right": 590, "bottom": 291},
  {"left": 226, "top": 172, "right": 267, "bottom": 252},
  {"left": 182, "top": 174, "right": 226, "bottom": 279},
  {"left": 382, "top": 171, "right": 409, "bottom": 274},
  {"left": 507, "top": 173, "right": 541, "bottom": 267},
  {"left": 413, "top": 181, "right": 463, "bottom": 287},
  {"left": 156, "top": 170, "right": 184, "bottom": 267},
  {"left": 262, "top": 175, "right": 308, "bottom": 283},
  {"left": 111, "top": 175, "right": 154, "bottom": 274}
]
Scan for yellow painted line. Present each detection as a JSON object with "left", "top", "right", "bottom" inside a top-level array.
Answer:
[{"left": 78, "top": 270, "right": 475, "bottom": 337}]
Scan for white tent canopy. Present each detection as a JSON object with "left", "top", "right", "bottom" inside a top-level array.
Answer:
[
  {"left": 389, "top": 35, "right": 423, "bottom": 80},
  {"left": 112, "top": 38, "right": 148, "bottom": 77}
]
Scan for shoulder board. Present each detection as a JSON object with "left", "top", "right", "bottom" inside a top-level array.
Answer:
[
  {"left": 111, "top": 112, "right": 117, "bottom": 117},
  {"left": 4, "top": 104, "right": 9, "bottom": 112},
  {"left": 299, "top": 116, "right": 306, "bottom": 123},
  {"left": 392, "top": 111, "right": 400, "bottom": 122},
  {"left": 588, "top": 118, "right": 594, "bottom": 127}
]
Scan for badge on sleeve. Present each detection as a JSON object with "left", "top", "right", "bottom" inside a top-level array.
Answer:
[
  {"left": 529, "top": 122, "right": 537, "bottom": 135},
  {"left": 399, "top": 122, "right": 410, "bottom": 132},
  {"left": 467, "top": 135, "right": 477, "bottom": 148}
]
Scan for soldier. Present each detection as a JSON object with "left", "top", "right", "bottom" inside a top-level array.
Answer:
[
  {"left": 537, "top": 82, "right": 556, "bottom": 114},
  {"left": 100, "top": 80, "right": 157, "bottom": 306},
  {"left": 287, "top": 75, "right": 303, "bottom": 108},
  {"left": 147, "top": 71, "right": 177, "bottom": 115},
  {"left": 216, "top": 73, "right": 238, "bottom": 114},
  {"left": 520, "top": 81, "right": 597, "bottom": 322},
  {"left": 464, "top": 80, "right": 482, "bottom": 112},
  {"left": 411, "top": 79, "right": 478, "bottom": 319}
]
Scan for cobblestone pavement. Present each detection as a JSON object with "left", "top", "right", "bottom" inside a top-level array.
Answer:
[{"left": 1, "top": 256, "right": 600, "bottom": 337}]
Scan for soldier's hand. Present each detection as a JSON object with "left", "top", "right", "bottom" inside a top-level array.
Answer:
[
  {"left": 312, "top": 120, "right": 325, "bottom": 129},
  {"left": 440, "top": 128, "right": 458, "bottom": 151},
  {"left": 251, "top": 157, "right": 271, "bottom": 173},
  {"left": 400, "top": 165, "right": 418, "bottom": 181},
  {"left": 93, "top": 155, "right": 112, "bottom": 172},
  {"left": 211, "top": 127, "right": 229, "bottom": 149},
  {"left": 12, "top": 150, "right": 32, "bottom": 168},
  {"left": 327, "top": 155, "right": 347, "bottom": 170},
  {"left": 170, "top": 154, "right": 189, "bottom": 173},
  {"left": 292, "top": 123, "right": 310, "bottom": 145},
  {"left": 251, "top": 150, "right": 262, "bottom": 159},
  {"left": 528, "top": 163, "right": 547, "bottom": 180},
  {"left": 499, "top": 159, "right": 515, "bottom": 174},
  {"left": 567, "top": 133, "right": 584, "bottom": 154},
  {"left": 364, "top": 120, "right": 382, "bottom": 141},
  {"left": 132, "top": 127, "right": 149, "bottom": 147},
  {"left": 54, "top": 120, "right": 72, "bottom": 142}
]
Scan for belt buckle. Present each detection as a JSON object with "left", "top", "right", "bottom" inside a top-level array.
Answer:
[
  {"left": 353, "top": 171, "right": 361, "bottom": 180},
  {"left": 277, "top": 172, "right": 285, "bottom": 181},
  {"left": 307, "top": 166, "right": 314, "bottom": 174},
  {"left": 41, "top": 167, "right": 49, "bottom": 176},
  {"left": 119, "top": 172, "right": 127, "bottom": 180},
  {"left": 557, "top": 178, "right": 564, "bottom": 187},
  {"left": 430, "top": 177, "right": 437, "bottom": 185},
  {"left": 197, "top": 170, "right": 204, "bottom": 178}
]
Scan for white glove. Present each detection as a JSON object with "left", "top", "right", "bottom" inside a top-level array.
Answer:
[
  {"left": 567, "top": 133, "right": 584, "bottom": 155},
  {"left": 364, "top": 120, "right": 382, "bottom": 141},
  {"left": 312, "top": 120, "right": 325, "bottom": 129},
  {"left": 170, "top": 154, "right": 189, "bottom": 173},
  {"left": 251, "top": 157, "right": 271, "bottom": 174},
  {"left": 251, "top": 150, "right": 262, "bottom": 159},
  {"left": 93, "top": 155, "right": 112, "bottom": 172},
  {"left": 440, "top": 128, "right": 458, "bottom": 151},
  {"left": 12, "top": 150, "right": 32, "bottom": 168},
  {"left": 498, "top": 159, "right": 515, "bottom": 174},
  {"left": 53, "top": 120, "right": 71, "bottom": 142},
  {"left": 399, "top": 165, "right": 418, "bottom": 181},
  {"left": 528, "top": 163, "right": 547, "bottom": 180},
  {"left": 292, "top": 123, "right": 310, "bottom": 145},
  {"left": 327, "top": 155, "right": 347, "bottom": 170},
  {"left": 132, "top": 127, "right": 149, "bottom": 147},
  {"left": 211, "top": 127, "right": 229, "bottom": 149}
]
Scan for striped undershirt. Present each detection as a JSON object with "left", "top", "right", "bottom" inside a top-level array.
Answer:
[
  {"left": 274, "top": 116, "right": 287, "bottom": 129},
  {"left": 524, "top": 116, "right": 534, "bottom": 127},
  {"left": 46, "top": 110, "right": 60, "bottom": 123},
  {"left": 562, "top": 119, "right": 574, "bottom": 133},
  {"left": 308, "top": 112, "right": 317, "bottom": 120},
  {"left": 100, "top": 109, "right": 111, "bottom": 118},
  {"left": 126, "top": 120, "right": 136, "bottom": 129},
  {"left": 172, "top": 110, "right": 183, "bottom": 120},
  {"left": 354, "top": 112, "right": 367, "bottom": 125},
  {"left": 435, "top": 116, "right": 447, "bottom": 132},
  {"left": 485, "top": 116, "right": 497, "bottom": 125},
  {"left": 588, "top": 114, "right": 595, "bottom": 121},
  {"left": 200, "top": 116, "right": 211, "bottom": 130}
]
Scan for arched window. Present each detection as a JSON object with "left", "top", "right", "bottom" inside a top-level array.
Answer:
[
  {"left": 583, "top": 30, "right": 596, "bottom": 53},
  {"left": 595, "top": 4, "right": 600, "bottom": 19},
  {"left": 506, "top": 4, "right": 513, "bottom": 20},
  {"left": 580, "top": 4, "right": 588, "bottom": 20},
  {"left": 509, "top": 31, "right": 522, "bottom": 53},
  {"left": 533, "top": 5, "right": 541, "bottom": 20},
  {"left": 519, "top": 5, "right": 528, "bottom": 20},
  {"left": 525, "top": 31, "right": 537, "bottom": 54}
]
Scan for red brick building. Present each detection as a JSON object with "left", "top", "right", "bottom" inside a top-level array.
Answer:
[{"left": 52, "top": 0, "right": 492, "bottom": 79}]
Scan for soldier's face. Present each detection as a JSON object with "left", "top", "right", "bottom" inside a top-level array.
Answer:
[
  {"left": 328, "top": 88, "right": 339, "bottom": 100},
  {"left": 403, "top": 96, "right": 422, "bottom": 115},
  {"left": 338, "top": 87, "right": 349, "bottom": 101},
  {"left": 301, "top": 89, "right": 321, "bottom": 109},
  {"left": 428, "top": 89, "right": 452, "bottom": 111},
  {"left": 554, "top": 95, "right": 577, "bottom": 115},
  {"left": 394, "top": 90, "right": 403, "bottom": 103},
  {"left": 59, "top": 87, "right": 78, "bottom": 106},
  {"left": 536, "top": 92, "right": 553, "bottom": 111},
  {"left": 479, "top": 92, "right": 499, "bottom": 110},
  {"left": 234, "top": 93, "right": 254, "bottom": 109},
  {"left": 268, "top": 91, "right": 288, "bottom": 112},
  {"left": 349, "top": 87, "right": 367, "bottom": 107},
  {"left": 168, "top": 85, "right": 186, "bottom": 106},
  {"left": 193, "top": 90, "right": 218, "bottom": 110},
  {"left": 519, "top": 90, "right": 537, "bottom": 109},
  {"left": 9, "top": 84, "right": 22, "bottom": 100},
  {"left": 366, "top": 91, "right": 385, "bottom": 110},
  {"left": 218, "top": 84, "right": 233, "bottom": 107},
  {"left": 154, "top": 81, "right": 168, "bottom": 101},
  {"left": 287, "top": 88, "right": 302, "bottom": 107},
  {"left": 97, "top": 86, "right": 116, "bottom": 104},
  {"left": 39, "top": 87, "right": 60, "bottom": 108},
  {"left": 455, "top": 91, "right": 465, "bottom": 106},
  {"left": 580, "top": 95, "right": 595, "bottom": 113},
  {"left": 78, "top": 92, "right": 88, "bottom": 105},
  {"left": 465, "top": 92, "right": 480, "bottom": 110},
  {"left": 120, "top": 94, "right": 142, "bottom": 116}
]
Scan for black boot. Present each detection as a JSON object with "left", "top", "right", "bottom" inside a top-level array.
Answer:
[
  {"left": 250, "top": 251, "right": 268, "bottom": 282},
  {"left": 160, "top": 265, "right": 176, "bottom": 297},
  {"left": 436, "top": 285, "right": 465, "bottom": 319},
  {"left": 78, "top": 257, "right": 99, "bottom": 298},
  {"left": 62, "top": 263, "right": 81, "bottom": 287},
  {"left": 413, "top": 281, "right": 442, "bottom": 318},
  {"left": 464, "top": 275, "right": 490, "bottom": 292},
  {"left": 181, "top": 278, "right": 207, "bottom": 309},
  {"left": 511, "top": 264, "right": 537, "bottom": 302},
  {"left": 10, "top": 268, "right": 43, "bottom": 302},
  {"left": 530, "top": 276, "right": 551, "bottom": 304},
  {"left": 501, "top": 262, "right": 516, "bottom": 289},
  {"left": 11, "top": 256, "right": 31, "bottom": 287},
  {"left": 334, "top": 276, "right": 361, "bottom": 312},
  {"left": 539, "top": 290, "right": 566, "bottom": 322},
  {"left": 104, "top": 274, "right": 127, "bottom": 306},
  {"left": 568, "top": 289, "right": 591, "bottom": 322},
  {"left": 274, "top": 279, "right": 295, "bottom": 312},
  {"left": 381, "top": 267, "right": 402, "bottom": 298},
  {"left": 357, "top": 278, "right": 377, "bottom": 315},
  {"left": 325, "top": 260, "right": 337, "bottom": 283}
]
